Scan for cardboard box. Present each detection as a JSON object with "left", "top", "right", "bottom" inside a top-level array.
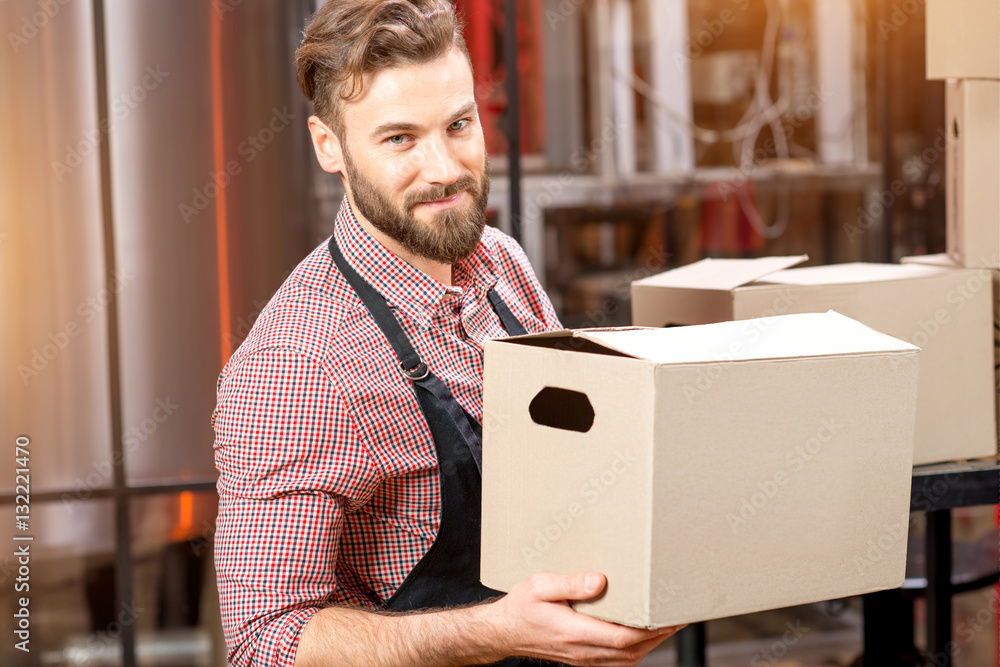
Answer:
[
  {"left": 902, "top": 253, "right": 1000, "bottom": 447},
  {"left": 632, "top": 256, "right": 996, "bottom": 465},
  {"left": 926, "top": 0, "right": 1000, "bottom": 80},
  {"left": 945, "top": 79, "right": 1000, "bottom": 269},
  {"left": 481, "top": 312, "right": 919, "bottom": 628}
]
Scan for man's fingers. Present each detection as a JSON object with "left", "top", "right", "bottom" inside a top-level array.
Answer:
[
  {"left": 611, "top": 630, "right": 676, "bottom": 662},
  {"left": 512, "top": 572, "right": 690, "bottom": 663},
  {"left": 657, "top": 623, "right": 688, "bottom": 637},
  {"left": 558, "top": 612, "right": 676, "bottom": 650},
  {"left": 617, "top": 623, "right": 685, "bottom": 657},
  {"left": 527, "top": 571, "right": 607, "bottom": 602},
  {"left": 550, "top": 625, "right": 682, "bottom": 667}
]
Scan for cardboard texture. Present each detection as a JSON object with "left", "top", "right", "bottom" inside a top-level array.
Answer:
[
  {"left": 945, "top": 79, "right": 1000, "bottom": 269},
  {"left": 481, "top": 312, "right": 920, "bottom": 628},
  {"left": 902, "top": 253, "right": 1000, "bottom": 447},
  {"left": 632, "top": 257, "right": 996, "bottom": 465},
  {"left": 926, "top": 0, "right": 1000, "bottom": 80}
]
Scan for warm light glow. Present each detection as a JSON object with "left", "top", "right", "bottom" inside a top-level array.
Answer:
[
  {"left": 170, "top": 490, "right": 195, "bottom": 542},
  {"left": 212, "top": 1, "right": 233, "bottom": 364}
]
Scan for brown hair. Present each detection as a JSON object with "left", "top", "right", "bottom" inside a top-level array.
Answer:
[{"left": 295, "top": 0, "right": 470, "bottom": 138}]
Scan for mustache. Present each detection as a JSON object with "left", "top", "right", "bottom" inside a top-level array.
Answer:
[{"left": 406, "top": 174, "right": 479, "bottom": 207}]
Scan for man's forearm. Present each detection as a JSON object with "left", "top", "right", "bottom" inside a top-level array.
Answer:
[{"left": 293, "top": 600, "right": 507, "bottom": 667}]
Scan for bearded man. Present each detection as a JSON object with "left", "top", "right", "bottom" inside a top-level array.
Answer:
[{"left": 212, "top": 2, "right": 683, "bottom": 665}]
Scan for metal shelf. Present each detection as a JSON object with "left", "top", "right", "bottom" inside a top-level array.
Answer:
[
  {"left": 485, "top": 162, "right": 884, "bottom": 277},
  {"left": 678, "top": 457, "right": 1000, "bottom": 667}
]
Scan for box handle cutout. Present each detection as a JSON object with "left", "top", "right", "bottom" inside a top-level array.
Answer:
[{"left": 529, "top": 387, "right": 595, "bottom": 433}]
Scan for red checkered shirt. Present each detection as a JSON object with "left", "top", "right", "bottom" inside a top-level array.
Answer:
[{"left": 213, "top": 195, "right": 562, "bottom": 667}]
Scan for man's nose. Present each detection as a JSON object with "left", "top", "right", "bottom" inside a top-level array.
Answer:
[{"left": 419, "top": 134, "right": 462, "bottom": 186}]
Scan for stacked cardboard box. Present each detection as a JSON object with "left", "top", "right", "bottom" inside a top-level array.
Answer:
[
  {"left": 925, "top": 0, "right": 1000, "bottom": 283},
  {"left": 925, "top": 0, "right": 999, "bottom": 81},
  {"left": 631, "top": 256, "right": 996, "bottom": 465},
  {"left": 942, "top": 80, "right": 1000, "bottom": 267},
  {"left": 925, "top": 0, "right": 1000, "bottom": 449}
]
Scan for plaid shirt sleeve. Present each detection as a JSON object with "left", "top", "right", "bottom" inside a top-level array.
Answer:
[{"left": 213, "top": 347, "right": 381, "bottom": 667}]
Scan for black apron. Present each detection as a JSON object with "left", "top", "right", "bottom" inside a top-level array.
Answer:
[{"left": 329, "top": 234, "right": 564, "bottom": 667}]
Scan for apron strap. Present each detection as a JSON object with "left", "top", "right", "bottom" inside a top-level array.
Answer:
[
  {"left": 412, "top": 371, "right": 484, "bottom": 473},
  {"left": 328, "top": 232, "right": 530, "bottom": 474},
  {"left": 328, "top": 233, "right": 425, "bottom": 376},
  {"left": 487, "top": 288, "right": 528, "bottom": 337}
]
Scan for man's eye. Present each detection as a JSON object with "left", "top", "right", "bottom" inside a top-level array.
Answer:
[
  {"left": 388, "top": 135, "right": 406, "bottom": 145},
  {"left": 449, "top": 119, "right": 469, "bottom": 131}
]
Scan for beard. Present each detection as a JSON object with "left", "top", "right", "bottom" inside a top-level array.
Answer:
[{"left": 342, "top": 143, "right": 490, "bottom": 264}]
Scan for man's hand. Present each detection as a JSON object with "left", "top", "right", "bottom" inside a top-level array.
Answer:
[
  {"left": 480, "top": 571, "right": 686, "bottom": 666},
  {"left": 294, "top": 571, "right": 684, "bottom": 667}
]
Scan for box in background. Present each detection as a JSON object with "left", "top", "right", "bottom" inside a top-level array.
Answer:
[
  {"left": 903, "top": 253, "right": 1000, "bottom": 448},
  {"left": 945, "top": 79, "right": 1000, "bottom": 269},
  {"left": 631, "top": 256, "right": 996, "bottom": 465},
  {"left": 926, "top": 0, "right": 1000, "bottom": 80},
  {"left": 481, "top": 312, "right": 919, "bottom": 628}
]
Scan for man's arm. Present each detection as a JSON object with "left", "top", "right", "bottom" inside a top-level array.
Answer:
[
  {"left": 295, "top": 572, "right": 685, "bottom": 666},
  {"left": 214, "top": 347, "right": 381, "bottom": 667}
]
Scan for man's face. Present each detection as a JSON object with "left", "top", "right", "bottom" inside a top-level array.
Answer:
[{"left": 337, "top": 46, "right": 489, "bottom": 265}]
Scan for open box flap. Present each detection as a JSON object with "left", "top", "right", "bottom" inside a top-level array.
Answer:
[
  {"left": 496, "top": 326, "right": 651, "bottom": 343},
  {"left": 493, "top": 314, "right": 917, "bottom": 363},
  {"left": 572, "top": 311, "right": 918, "bottom": 364},
  {"left": 632, "top": 255, "right": 808, "bottom": 291},
  {"left": 492, "top": 327, "right": 654, "bottom": 358},
  {"left": 759, "top": 261, "right": 952, "bottom": 286},
  {"left": 900, "top": 253, "right": 963, "bottom": 269}
]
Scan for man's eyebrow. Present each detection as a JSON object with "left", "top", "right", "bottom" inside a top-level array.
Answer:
[
  {"left": 370, "top": 120, "right": 420, "bottom": 140},
  {"left": 368, "top": 101, "right": 478, "bottom": 141},
  {"left": 449, "top": 101, "right": 477, "bottom": 121}
]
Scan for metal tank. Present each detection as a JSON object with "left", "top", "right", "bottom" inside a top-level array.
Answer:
[{"left": 1, "top": 0, "right": 322, "bottom": 660}]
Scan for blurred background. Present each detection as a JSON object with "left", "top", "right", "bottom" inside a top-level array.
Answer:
[{"left": 0, "top": 0, "right": 995, "bottom": 665}]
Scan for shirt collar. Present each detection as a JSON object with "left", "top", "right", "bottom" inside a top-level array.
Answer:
[{"left": 332, "top": 195, "right": 499, "bottom": 329}]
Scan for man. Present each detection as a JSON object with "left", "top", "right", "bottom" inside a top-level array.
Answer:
[{"left": 213, "top": 1, "right": 684, "bottom": 665}]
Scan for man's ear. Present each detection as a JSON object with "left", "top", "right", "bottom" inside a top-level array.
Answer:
[{"left": 307, "top": 115, "right": 344, "bottom": 174}]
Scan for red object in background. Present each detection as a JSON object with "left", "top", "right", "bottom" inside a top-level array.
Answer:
[
  {"left": 698, "top": 181, "right": 767, "bottom": 257},
  {"left": 455, "top": 0, "right": 498, "bottom": 152},
  {"left": 454, "top": 0, "right": 546, "bottom": 157}
]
